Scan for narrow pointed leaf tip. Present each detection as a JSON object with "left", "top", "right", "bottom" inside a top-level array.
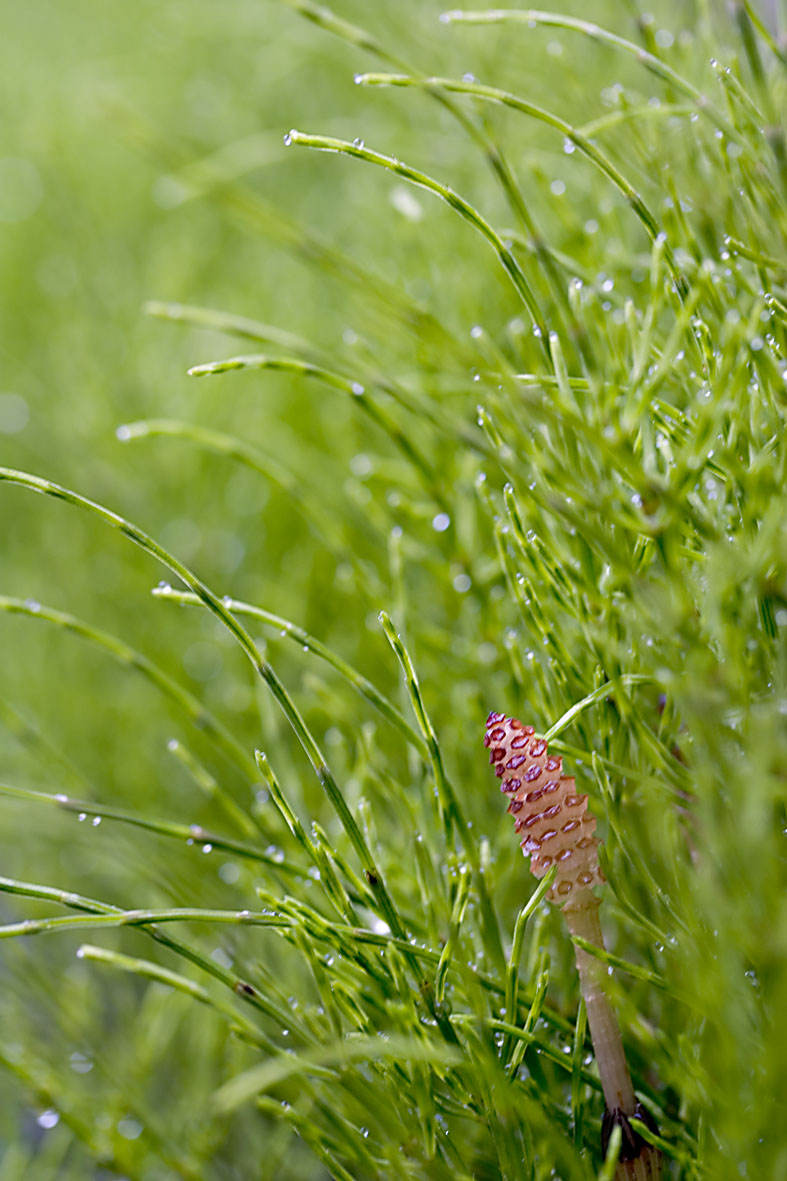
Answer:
[{"left": 484, "top": 712, "right": 603, "bottom": 907}]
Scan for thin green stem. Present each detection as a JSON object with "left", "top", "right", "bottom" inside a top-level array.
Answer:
[
  {"left": 118, "top": 417, "right": 370, "bottom": 562},
  {"left": 0, "top": 906, "right": 287, "bottom": 939},
  {"left": 76, "top": 944, "right": 266, "bottom": 1044},
  {"left": 155, "top": 588, "right": 427, "bottom": 757},
  {"left": 0, "top": 595, "right": 259, "bottom": 793},
  {"left": 0, "top": 782, "right": 307, "bottom": 878},
  {"left": 356, "top": 73, "right": 669, "bottom": 265},
  {"left": 285, "top": 130, "right": 550, "bottom": 348},
  {"left": 186, "top": 352, "right": 440, "bottom": 497},
  {"left": 379, "top": 610, "right": 506, "bottom": 974},
  {"left": 0, "top": 468, "right": 405, "bottom": 945},
  {"left": 441, "top": 8, "right": 736, "bottom": 136},
  {"left": 0, "top": 875, "right": 291, "bottom": 1034}
]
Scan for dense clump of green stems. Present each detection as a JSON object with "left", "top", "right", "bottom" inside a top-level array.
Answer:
[{"left": 1, "top": 2, "right": 786, "bottom": 1178}]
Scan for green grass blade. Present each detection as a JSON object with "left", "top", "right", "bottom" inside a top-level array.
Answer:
[
  {"left": 155, "top": 589, "right": 427, "bottom": 757},
  {"left": 441, "top": 8, "right": 735, "bottom": 135},
  {"left": 285, "top": 130, "right": 550, "bottom": 346}
]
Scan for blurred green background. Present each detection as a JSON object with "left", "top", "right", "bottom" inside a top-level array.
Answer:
[
  {"left": 2, "top": 0, "right": 509, "bottom": 779},
  {"left": 2, "top": 1, "right": 785, "bottom": 1177},
  {"left": 1, "top": 0, "right": 633, "bottom": 878},
  {"left": 2, "top": 5, "right": 543, "bottom": 1173},
  {"left": 0, "top": 0, "right": 702, "bottom": 796}
]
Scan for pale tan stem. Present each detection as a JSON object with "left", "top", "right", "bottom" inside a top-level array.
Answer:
[
  {"left": 563, "top": 897, "right": 636, "bottom": 1114},
  {"left": 563, "top": 896, "right": 661, "bottom": 1180}
]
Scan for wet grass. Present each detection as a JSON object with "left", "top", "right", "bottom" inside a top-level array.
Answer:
[{"left": 1, "top": 2, "right": 786, "bottom": 1178}]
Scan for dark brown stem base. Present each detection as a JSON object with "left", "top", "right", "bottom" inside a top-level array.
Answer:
[{"left": 602, "top": 1101, "right": 660, "bottom": 1158}]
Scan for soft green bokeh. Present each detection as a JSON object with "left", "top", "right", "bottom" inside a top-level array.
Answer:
[{"left": 2, "top": 2, "right": 786, "bottom": 1178}]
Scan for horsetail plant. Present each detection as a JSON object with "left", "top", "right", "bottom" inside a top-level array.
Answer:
[{"left": 485, "top": 712, "right": 662, "bottom": 1179}]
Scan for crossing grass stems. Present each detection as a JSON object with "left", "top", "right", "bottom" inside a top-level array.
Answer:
[{"left": 2, "top": 3, "right": 786, "bottom": 1179}]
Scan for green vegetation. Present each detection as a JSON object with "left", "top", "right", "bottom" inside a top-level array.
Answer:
[{"left": 1, "top": 2, "right": 786, "bottom": 1177}]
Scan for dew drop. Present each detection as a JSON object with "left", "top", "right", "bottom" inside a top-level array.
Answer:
[
  {"left": 211, "top": 946, "right": 233, "bottom": 970},
  {"left": 117, "top": 1118, "right": 143, "bottom": 1141}
]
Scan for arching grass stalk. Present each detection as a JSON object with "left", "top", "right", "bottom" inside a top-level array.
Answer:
[
  {"left": 0, "top": 466, "right": 403, "bottom": 942},
  {"left": 440, "top": 8, "right": 735, "bottom": 138},
  {"left": 123, "top": 107, "right": 457, "bottom": 354},
  {"left": 0, "top": 782, "right": 308, "bottom": 880},
  {"left": 144, "top": 302, "right": 495, "bottom": 458},
  {"left": 185, "top": 352, "right": 441, "bottom": 501},
  {"left": 284, "top": 0, "right": 581, "bottom": 341},
  {"left": 0, "top": 875, "right": 291, "bottom": 1035},
  {"left": 118, "top": 416, "right": 375, "bottom": 570},
  {"left": 153, "top": 588, "right": 427, "bottom": 757},
  {"left": 0, "top": 595, "right": 260, "bottom": 795},
  {"left": 283, "top": 129, "right": 551, "bottom": 350},
  {"left": 355, "top": 73, "right": 665, "bottom": 248},
  {"left": 484, "top": 711, "right": 662, "bottom": 1180}
]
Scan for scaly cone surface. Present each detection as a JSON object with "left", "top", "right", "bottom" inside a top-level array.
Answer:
[{"left": 484, "top": 711, "right": 604, "bottom": 907}]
